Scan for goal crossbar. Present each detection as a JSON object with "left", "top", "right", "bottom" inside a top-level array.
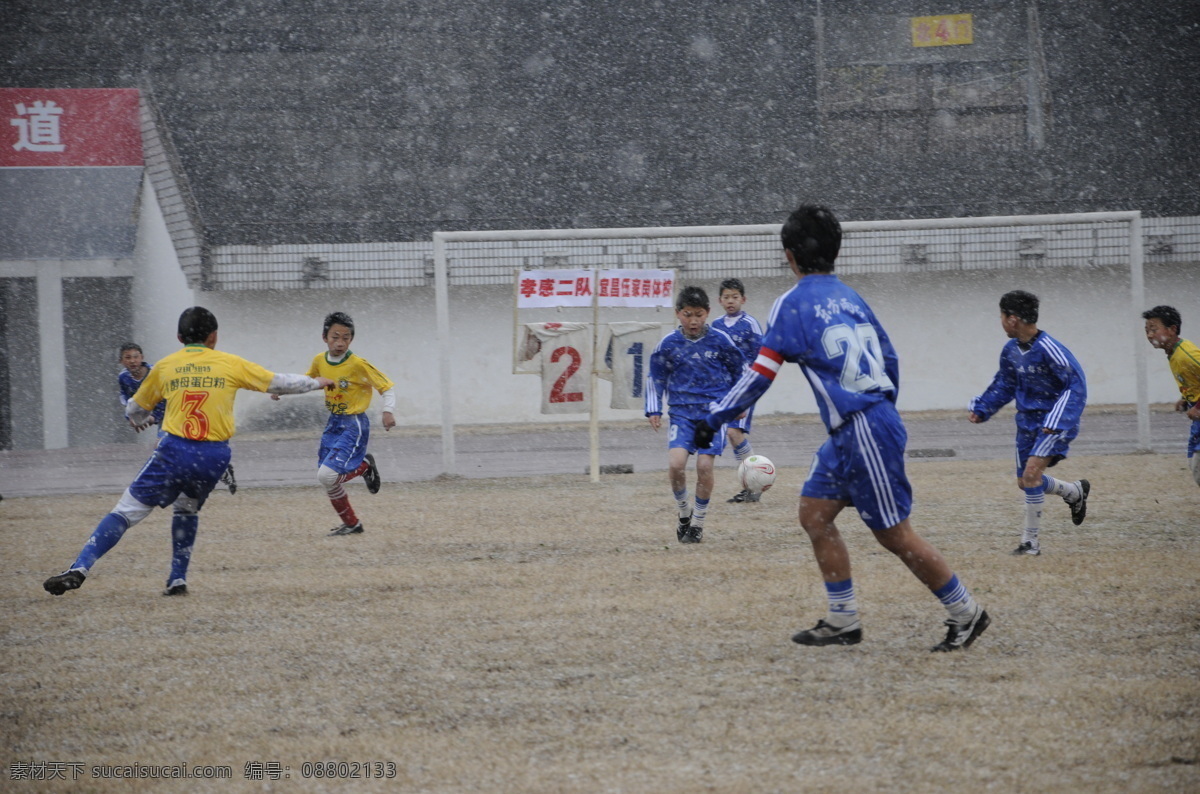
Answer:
[{"left": 433, "top": 211, "right": 1147, "bottom": 476}]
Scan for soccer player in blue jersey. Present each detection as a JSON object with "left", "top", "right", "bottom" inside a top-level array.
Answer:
[
  {"left": 715, "top": 278, "right": 767, "bottom": 503},
  {"left": 1142, "top": 305, "right": 1200, "bottom": 488},
  {"left": 969, "top": 290, "right": 1090, "bottom": 556},
  {"left": 118, "top": 342, "right": 238, "bottom": 493},
  {"left": 118, "top": 343, "right": 166, "bottom": 429},
  {"left": 44, "top": 307, "right": 332, "bottom": 597},
  {"left": 697, "top": 204, "right": 989, "bottom": 652},
  {"left": 646, "top": 286, "right": 746, "bottom": 544}
]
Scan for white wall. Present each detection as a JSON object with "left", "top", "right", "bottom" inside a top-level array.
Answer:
[
  {"left": 132, "top": 174, "right": 195, "bottom": 363},
  {"left": 190, "top": 263, "right": 1197, "bottom": 432}
]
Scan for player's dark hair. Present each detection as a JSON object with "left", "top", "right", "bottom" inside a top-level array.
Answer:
[
  {"left": 178, "top": 307, "right": 218, "bottom": 344},
  {"left": 676, "top": 286, "right": 709, "bottom": 312},
  {"left": 719, "top": 278, "right": 746, "bottom": 297},
  {"left": 119, "top": 343, "right": 143, "bottom": 355},
  {"left": 323, "top": 311, "right": 355, "bottom": 338},
  {"left": 1142, "top": 304, "right": 1181, "bottom": 333},
  {"left": 781, "top": 204, "right": 841, "bottom": 274},
  {"left": 999, "top": 290, "right": 1039, "bottom": 324}
]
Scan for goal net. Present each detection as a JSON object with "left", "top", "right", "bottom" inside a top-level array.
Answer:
[{"left": 432, "top": 211, "right": 1147, "bottom": 476}]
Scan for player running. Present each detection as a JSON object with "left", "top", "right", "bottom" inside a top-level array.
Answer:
[
  {"left": 695, "top": 204, "right": 990, "bottom": 652},
  {"left": 43, "top": 307, "right": 332, "bottom": 597},
  {"left": 714, "top": 278, "right": 767, "bottom": 503},
  {"left": 302, "top": 311, "right": 395, "bottom": 536},
  {"left": 645, "top": 286, "right": 746, "bottom": 544},
  {"left": 1142, "top": 305, "right": 1200, "bottom": 488},
  {"left": 969, "top": 290, "right": 1090, "bottom": 556}
]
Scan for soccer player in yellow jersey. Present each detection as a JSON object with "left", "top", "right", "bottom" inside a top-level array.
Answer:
[
  {"left": 305, "top": 311, "right": 396, "bottom": 536},
  {"left": 1143, "top": 305, "right": 1200, "bottom": 488},
  {"left": 43, "top": 307, "right": 333, "bottom": 597}
]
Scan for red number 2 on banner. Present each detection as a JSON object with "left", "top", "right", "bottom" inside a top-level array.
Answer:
[
  {"left": 548, "top": 346, "right": 584, "bottom": 403},
  {"left": 180, "top": 390, "right": 211, "bottom": 439}
]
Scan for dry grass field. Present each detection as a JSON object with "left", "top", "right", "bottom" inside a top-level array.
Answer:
[{"left": 2, "top": 451, "right": 1198, "bottom": 793}]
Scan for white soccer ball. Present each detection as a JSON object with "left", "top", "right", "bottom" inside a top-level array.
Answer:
[{"left": 738, "top": 455, "right": 777, "bottom": 494}]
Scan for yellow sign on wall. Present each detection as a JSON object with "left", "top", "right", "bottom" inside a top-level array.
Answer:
[{"left": 911, "top": 14, "right": 974, "bottom": 47}]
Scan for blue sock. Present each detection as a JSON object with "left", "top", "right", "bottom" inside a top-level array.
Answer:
[
  {"left": 933, "top": 573, "right": 978, "bottom": 622},
  {"left": 825, "top": 578, "right": 857, "bottom": 625},
  {"left": 72, "top": 513, "right": 130, "bottom": 572},
  {"left": 169, "top": 514, "right": 199, "bottom": 584}
]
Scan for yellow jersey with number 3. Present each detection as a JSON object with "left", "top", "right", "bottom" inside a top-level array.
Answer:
[
  {"left": 133, "top": 344, "right": 275, "bottom": 441},
  {"left": 1170, "top": 338, "right": 1200, "bottom": 404},
  {"left": 307, "top": 351, "right": 395, "bottom": 416}
]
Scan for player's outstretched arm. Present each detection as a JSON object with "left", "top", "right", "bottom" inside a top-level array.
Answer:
[{"left": 267, "top": 373, "right": 333, "bottom": 394}]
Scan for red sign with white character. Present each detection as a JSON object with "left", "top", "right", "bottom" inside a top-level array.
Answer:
[{"left": 1, "top": 88, "right": 142, "bottom": 167}]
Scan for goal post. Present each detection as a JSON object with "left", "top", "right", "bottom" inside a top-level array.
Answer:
[{"left": 432, "top": 211, "right": 1147, "bottom": 477}]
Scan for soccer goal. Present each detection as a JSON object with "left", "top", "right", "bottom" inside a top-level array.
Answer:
[{"left": 432, "top": 211, "right": 1147, "bottom": 477}]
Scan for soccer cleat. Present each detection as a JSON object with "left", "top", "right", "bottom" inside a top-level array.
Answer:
[
  {"left": 792, "top": 619, "right": 863, "bottom": 646},
  {"left": 1068, "top": 479, "right": 1090, "bottom": 526},
  {"left": 43, "top": 569, "right": 86, "bottom": 596},
  {"left": 329, "top": 522, "right": 364, "bottom": 536},
  {"left": 221, "top": 464, "right": 238, "bottom": 495},
  {"left": 727, "top": 489, "right": 761, "bottom": 503},
  {"left": 676, "top": 512, "right": 693, "bottom": 543},
  {"left": 163, "top": 579, "right": 188, "bottom": 596},
  {"left": 364, "top": 454, "right": 381, "bottom": 494},
  {"left": 1010, "top": 541, "right": 1041, "bottom": 556},
  {"left": 931, "top": 607, "right": 991, "bottom": 652},
  {"left": 682, "top": 524, "right": 704, "bottom": 544}
]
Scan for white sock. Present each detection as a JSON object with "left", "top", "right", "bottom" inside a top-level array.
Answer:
[
  {"left": 1022, "top": 488, "right": 1043, "bottom": 547},
  {"left": 1043, "top": 475, "right": 1081, "bottom": 503}
]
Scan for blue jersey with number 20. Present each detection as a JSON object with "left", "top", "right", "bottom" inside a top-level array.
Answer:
[{"left": 710, "top": 274, "right": 899, "bottom": 432}]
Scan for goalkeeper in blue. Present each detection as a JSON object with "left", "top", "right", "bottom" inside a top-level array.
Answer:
[
  {"left": 645, "top": 286, "right": 746, "bottom": 544},
  {"left": 969, "top": 290, "right": 1090, "bottom": 557},
  {"left": 695, "top": 205, "right": 989, "bottom": 652}
]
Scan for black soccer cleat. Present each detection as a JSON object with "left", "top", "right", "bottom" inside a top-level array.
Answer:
[
  {"left": 221, "top": 463, "right": 238, "bottom": 495},
  {"left": 1069, "top": 479, "right": 1090, "bottom": 526},
  {"left": 163, "top": 580, "right": 188, "bottom": 596},
  {"left": 329, "top": 522, "right": 364, "bottom": 536},
  {"left": 676, "top": 512, "right": 693, "bottom": 543},
  {"left": 43, "top": 569, "right": 86, "bottom": 596},
  {"left": 727, "top": 489, "right": 761, "bottom": 503},
  {"left": 931, "top": 607, "right": 991, "bottom": 652},
  {"left": 1010, "top": 541, "right": 1041, "bottom": 556},
  {"left": 681, "top": 524, "right": 704, "bottom": 544},
  {"left": 364, "top": 453, "right": 381, "bottom": 494},
  {"left": 792, "top": 619, "right": 863, "bottom": 646}
]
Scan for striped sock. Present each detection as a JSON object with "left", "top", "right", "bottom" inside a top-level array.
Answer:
[
  {"left": 825, "top": 578, "right": 858, "bottom": 627},
  {"left": 338, "top": 461, "right": 370, "bottom": 484},
  {"left": 692, "top": 497, "right": 710, "bottom": 528},
  {"left": 329, "top": 485, "right": 358, "bottom": 527},
  {"left": 1023, "top": 486, "right": 1044, "bottom": 546},
  {"left": 1042, "top": 475, "right": 1080, "bottom": 503},
  {"left": 673, "top": 487, "right": 690, "bottom": 518},
  {"left": 733, "top": 439, "right": 752, "bottom": 463},
  {"left": 933, "top": 573, "right": 979, "bottom": 623}
]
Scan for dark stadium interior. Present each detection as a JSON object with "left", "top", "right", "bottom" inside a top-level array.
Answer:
[{"left": 3, "top": 0, "right": 1197, "bottom": 248}]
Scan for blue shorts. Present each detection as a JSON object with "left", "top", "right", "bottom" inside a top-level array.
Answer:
[
  {"left": 800, "top": 402, "right": 913, "bottom": 531},
  {"left": 128, "top": 433, "right": 231, "bottom": 510},
  {"left": 319, "top": 413, "right": 371, "bottom": 474},
  {"left": 667, "top": 414, "right": 727, "bottom": 456},
  {"left": 1187, "top": 418, "right": 1200, "bottom": 458},
  {"left": 1014, "top": 425, "right": 1077, "bottom": 476}
]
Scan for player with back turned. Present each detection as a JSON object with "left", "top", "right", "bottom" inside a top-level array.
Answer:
[
  {"left": 695, "top": 205, "right": 990, "bottom": 652},
  {"left": 43, "top": 307, "right": 333, "bottom": 597}
]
